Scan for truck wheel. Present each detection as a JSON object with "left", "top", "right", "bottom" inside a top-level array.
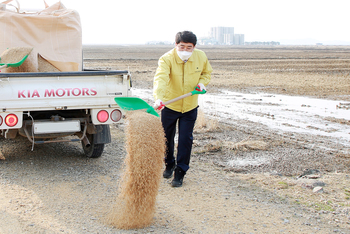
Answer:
[{"left": 82, "top": 134, "right": 105, "bottom": 158}]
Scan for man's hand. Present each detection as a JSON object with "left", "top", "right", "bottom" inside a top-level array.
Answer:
[
  {"left": 153, "top": 99, "right": 165, "bottom": 110},
  {"left": 196, "top": 83, "right": 206, "bottom": 91}
]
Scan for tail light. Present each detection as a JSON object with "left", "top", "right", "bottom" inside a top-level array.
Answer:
[
  {"left": 5, "top": 114, "right": 18, "bottom": 127},
  {"left": 91, "top": 108, "right": 123, "bottom": 124},
  {"left": 97, "top": 110, "right": 109, "bottom": 123},
  {"left": 110, "top": 109, "right": 122, "bottom": 122}
]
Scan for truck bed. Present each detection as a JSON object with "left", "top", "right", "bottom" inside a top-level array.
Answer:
[{"left": 0, "top": 70, "right": 131, "bottom": 112}]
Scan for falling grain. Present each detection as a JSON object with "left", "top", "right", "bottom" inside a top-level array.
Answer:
[{"left": 108, "top": 111, "right": 165, "bottom": 229}]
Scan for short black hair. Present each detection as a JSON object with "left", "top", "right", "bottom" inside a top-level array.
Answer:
[{"left": 175, "top": 31, "right": 197, "bottom": 46}]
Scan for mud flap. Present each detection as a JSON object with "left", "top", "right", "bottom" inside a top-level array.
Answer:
[{"left": 93, "top": 125, "right": 111, "bottom": 144}]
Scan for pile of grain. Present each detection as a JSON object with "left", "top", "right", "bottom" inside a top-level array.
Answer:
[
  {"left": 224, "top": 140, "right": 268, "bottom": 151},
  {"left": 108, "top": 111, "right": 165, "bottom": 229},
  {"left": 194, "top": 109, "right": 220, "bottom": 133},
  {"left": 0, "top": 47, "right": 38, "bottom": 72}
]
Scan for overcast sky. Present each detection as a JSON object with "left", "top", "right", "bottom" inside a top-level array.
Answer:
[{"left": 15, "top": 0, "right": 350, "bottom": 45}]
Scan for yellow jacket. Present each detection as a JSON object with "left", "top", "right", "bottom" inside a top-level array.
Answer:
[{"left": 153, "top": 48, "right": 212, "bottom": 113}]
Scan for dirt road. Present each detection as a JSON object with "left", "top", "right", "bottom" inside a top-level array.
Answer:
[{"left": 0, "top": 127, "right": 348, "bottom": 233}]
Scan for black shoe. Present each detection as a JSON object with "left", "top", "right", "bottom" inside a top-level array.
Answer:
[
  {"left": 171, "top": 167, "right": 186, "bottom": 187},
  {"left": 163, "top": 163, "right": 175, "bottom": 179}
]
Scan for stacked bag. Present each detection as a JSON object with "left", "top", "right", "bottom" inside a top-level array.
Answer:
[{"left": 0, "top": 0, "right": 82, "bottom": 72}]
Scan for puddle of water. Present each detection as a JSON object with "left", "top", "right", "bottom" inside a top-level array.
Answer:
[
  {"left": 131, "top": 88, "right": 350, "bottom": 147},
  {"left": 201, "top": 90, "right": 350, "bottom": 147}
]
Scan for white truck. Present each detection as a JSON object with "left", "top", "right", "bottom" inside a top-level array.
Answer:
[{"left": 0, "top": 69, "right": 131, "bottom": 158}]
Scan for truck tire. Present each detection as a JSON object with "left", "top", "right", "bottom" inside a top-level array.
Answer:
[
  {"left": 81, "top": 125, "right": 110, "bottom": 158},
  {"left": 82, "top": 133, "right": 105, "bottom": 158}
]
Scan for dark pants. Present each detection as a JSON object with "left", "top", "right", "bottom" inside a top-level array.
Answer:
[{"left": 161, "top": 106, "right": 198, "bottom": 172}]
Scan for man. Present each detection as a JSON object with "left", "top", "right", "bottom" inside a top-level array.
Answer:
[{"left": 153, "top": 31, "right": 212, "bottom": 187}]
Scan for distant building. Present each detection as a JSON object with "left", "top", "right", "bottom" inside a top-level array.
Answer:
[
  {"left": 200, "top": 27, "right": 280, "bottom": 46},
  {"left": 234, "top": 34, "right": 245, "bottom": 45},
  {"left": 210, "top": 27, "right": 234, "bottom": 44},
  {"left": 205, "top": 27, "right": 244, "bottom": 45}
]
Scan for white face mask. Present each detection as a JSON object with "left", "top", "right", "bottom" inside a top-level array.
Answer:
[{"left": 176, "top": 50, "right": 192, "bottom": 61}]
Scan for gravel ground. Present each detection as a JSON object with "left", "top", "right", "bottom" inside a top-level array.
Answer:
[
  {"left": 1, "top": 121, "right": 349, "bottom": 233},
  {"left": 0, "top": 45, "right": 350, "bottom": 233}
]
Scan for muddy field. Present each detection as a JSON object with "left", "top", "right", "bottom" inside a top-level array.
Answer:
[
  {"left": 83, "top": 44, "right": 350, "bottom": 175},
  {"left": 0, "top": 45, "right": 350, "bottom": 233},
  {"left": 83, "top": 45, "right": 350, "bottom": 100}
]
